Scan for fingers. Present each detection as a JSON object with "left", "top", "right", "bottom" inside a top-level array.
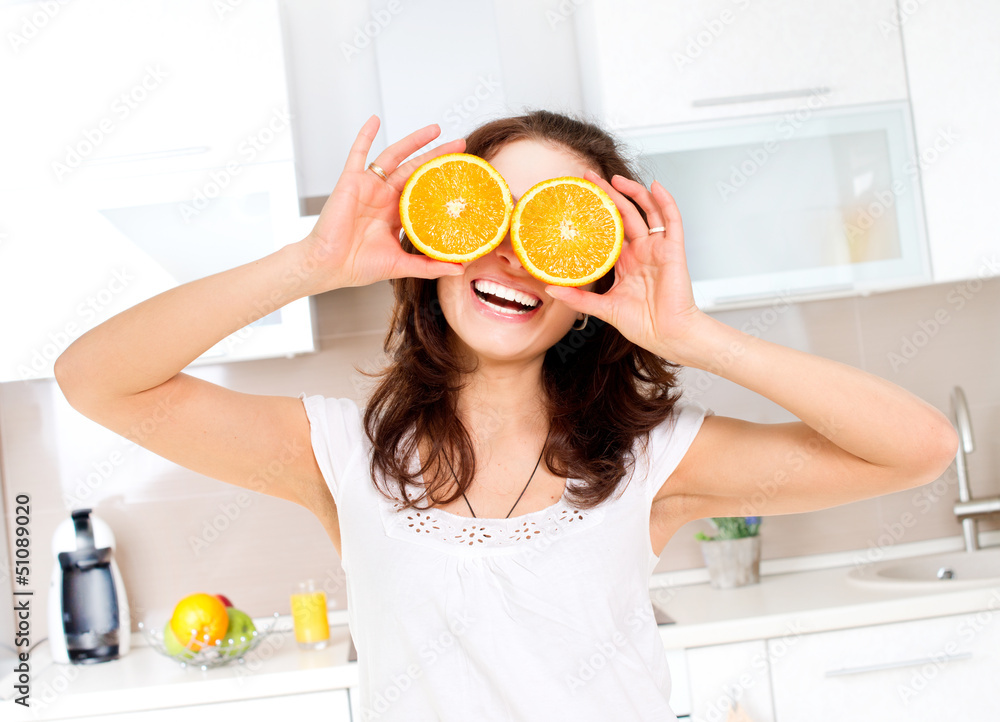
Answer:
[
  {"left": 609, "top": 175, "right": 666, "bottom": 238},
  {"left": 543, "top": 284, "right": 612, "bottom": 321},
  {"left": 343, "top": 115, "right": 381, "bottom": 174},
  {"left": 387, "top": 137, "right": 468, "bottom": 192},
  {"left": 374, "top": 122, "right": 444, "bottom": 176},
  {"left": 397, "top": 254, "right": 465, "bottom": 281},
  {"left": 649, "top": 180, "right": 683, "bottom": 240},
  {"left": 583, "top": 171, "right": 650, "bottom": 243}
]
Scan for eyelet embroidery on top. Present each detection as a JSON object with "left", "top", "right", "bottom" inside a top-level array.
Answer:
[{"left": 384, "top": 498, "right": 597, "bottom": 549}]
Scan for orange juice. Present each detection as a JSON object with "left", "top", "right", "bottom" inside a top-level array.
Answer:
[{"left": 291, "top": 581, "right": 329, "bottom": 650}]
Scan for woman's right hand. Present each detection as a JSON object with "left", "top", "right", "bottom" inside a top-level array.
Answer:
[{"left": 302, "top": 115, "right": 467, "bottom": 291}]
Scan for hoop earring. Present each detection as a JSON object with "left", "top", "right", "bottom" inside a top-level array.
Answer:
[{"left": 572, "top": 314, "right": 588, "bottom": 331}]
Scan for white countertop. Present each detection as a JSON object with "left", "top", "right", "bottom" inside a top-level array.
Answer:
[
  {"left": 654, "top": 563, "right": 1000, "bottom": 649},
  {"left": 5, "top": 552, "right": 1000, "bottom": 720}
]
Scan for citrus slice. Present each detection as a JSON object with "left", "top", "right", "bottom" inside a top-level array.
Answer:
[
  {"left": 400, "top": 153, "right": 513, "bottom": 263},
  {"left": 510, "top": 177, "right": 623, "bottom": 286}
]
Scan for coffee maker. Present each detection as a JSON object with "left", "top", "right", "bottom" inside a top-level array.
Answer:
[{"left": 48, "top": 509, "right": 130, "bottom": 664}]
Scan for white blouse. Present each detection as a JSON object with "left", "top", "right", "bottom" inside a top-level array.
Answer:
[{"left": 301, "top": 393, "right": 711, "bottom": 722}]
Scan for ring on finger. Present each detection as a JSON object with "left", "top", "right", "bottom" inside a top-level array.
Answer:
[
  {"left": 647, "top": 226, "right": 666, "bottom": 235},
  {"left": 367, "top": 162, "right": 389, "bottom": 181}
]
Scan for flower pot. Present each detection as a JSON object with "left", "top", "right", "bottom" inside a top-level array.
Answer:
[{"left": 700, "top": 536, "right": 761, "bottom": 589}]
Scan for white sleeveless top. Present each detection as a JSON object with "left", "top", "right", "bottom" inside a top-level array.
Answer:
[{"left": 301, "top": 393, "right": 711, "bottom": 722}]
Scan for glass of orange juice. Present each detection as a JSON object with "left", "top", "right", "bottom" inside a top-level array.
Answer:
[{"left": 291, "top": 579, "right": 329, "bottom": 650}]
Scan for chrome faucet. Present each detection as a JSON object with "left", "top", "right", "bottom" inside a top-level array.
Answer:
[{"left": 952, "top": 386, "right": 1000, "bottom": 551}]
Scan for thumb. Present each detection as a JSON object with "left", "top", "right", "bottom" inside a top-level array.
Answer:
[{"left": 544, "top": 285, "right": 611, "bottom": 320}]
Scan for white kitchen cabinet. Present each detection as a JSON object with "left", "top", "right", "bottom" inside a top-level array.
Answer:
[
  {"left": 99, "top": 689, "right": 352, "bottom": 720},
  {"left": 769, "top": 612, "right": 1000, "bottom": 721},
  {"left": 902, "top": 1, "right": 1000, "bottom": 284},
  {"left": 684, "top": 639, "right": 775, "bottom": 722},
  {"left": 0, "top": 0, "right": 294, "bottom": 190},
  {"left": 576, "top": 0, "right": 907, "bottom": 129},
  {"left": 0, "top": 0, "right": 315, "bottom": 382}
]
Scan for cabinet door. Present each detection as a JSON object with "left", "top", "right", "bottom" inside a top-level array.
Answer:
[
  {"left": 577, "top": 0, "right": 907, "bottom": 129},
  {"left": 769, "top": 612, "right": 1000, "bottom": 721},
  {"left": 685, "top": 639, "right": 775, "bottom": 722},
  {"left": 0, "top": 0, "right": 294, "bottom": 190},
  {"left": 0, "top": 162, "right": 315, "bottom": 382},
  {"left": 903, "top": 1, "right": 1000, "bottom": 284}
]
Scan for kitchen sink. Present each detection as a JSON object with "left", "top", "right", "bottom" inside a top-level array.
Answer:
[{"left": 847, "top": 546, "right": 1000, "bottom": 590}]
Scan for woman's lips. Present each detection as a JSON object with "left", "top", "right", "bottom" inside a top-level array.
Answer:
[{"left": 469, "top": 281, "right": 541, "bottom": 322}]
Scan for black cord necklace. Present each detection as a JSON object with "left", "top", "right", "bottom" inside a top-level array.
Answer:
[{"left": 443, "top": 429, "right": 551, "bottom": 519}]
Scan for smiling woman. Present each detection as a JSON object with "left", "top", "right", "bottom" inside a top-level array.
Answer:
[{"left": 53, "top": 109, "right": 958, "bottom": 722}]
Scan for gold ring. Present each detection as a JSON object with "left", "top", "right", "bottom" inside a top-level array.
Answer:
[
  {"left": 367, "top": 162, "right": 388, "bottom": 181},
  {"left": 647, "top": 226, "right": 666, "bottom": 234}
]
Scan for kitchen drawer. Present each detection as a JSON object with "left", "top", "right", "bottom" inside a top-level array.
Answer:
[
  {"left": 101, "top": 689, "right": 351, "bottom": 720},
  {"left": 685, "top": 639, "right": 774, "bottom": 722},
  {"left": 769, "top": 611, "right": 1000, "bottom": 721}
]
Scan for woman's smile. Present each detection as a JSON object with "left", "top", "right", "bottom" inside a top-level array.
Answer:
[{"left": 469, "top": 276, "right": 543, "bottom": 322}]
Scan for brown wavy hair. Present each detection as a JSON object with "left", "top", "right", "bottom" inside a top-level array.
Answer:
[{"left": 362, "top": 110, "right": 682, "bottom": 511}]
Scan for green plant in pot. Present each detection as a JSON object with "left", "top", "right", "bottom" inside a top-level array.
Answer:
[{"left": 696, "top": 517, "right": 762, "bottom": 589}]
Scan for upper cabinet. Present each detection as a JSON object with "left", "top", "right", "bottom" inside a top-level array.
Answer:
[
  {"left": 576, "top": 0, "right": 907, "bottom": 129},
  {"left": 575, "top": 1, "right": 929, "bottom": 309},
  {"left": 0, "top": 0, "right": 314, "bottom": 383},
  {"left": 902, "top": 1, "right": 1000, "bottom": 285}
]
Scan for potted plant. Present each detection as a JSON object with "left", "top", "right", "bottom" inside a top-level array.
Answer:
[{"left": 695, "top": 517, "right": 762, "bottom": 589}]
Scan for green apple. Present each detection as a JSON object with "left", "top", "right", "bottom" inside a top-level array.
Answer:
[
  {"left": 162, "top": 621, "right": 196, "bottom": 660},
  {"left": 220, "top": 608, "right": 256, "bottom": 656}
]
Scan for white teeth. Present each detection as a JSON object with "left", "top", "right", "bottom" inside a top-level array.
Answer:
[{"left": 473, "top": 279, "right": 540, "bottom": 309}]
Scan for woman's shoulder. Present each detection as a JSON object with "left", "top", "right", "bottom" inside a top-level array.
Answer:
[{"left": 643, "top": 396, "right": 714, "bottom": 460}]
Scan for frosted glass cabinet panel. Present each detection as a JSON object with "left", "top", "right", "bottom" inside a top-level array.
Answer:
[{"left": 623, "top": 102, "right": 930, "bottom": 309}]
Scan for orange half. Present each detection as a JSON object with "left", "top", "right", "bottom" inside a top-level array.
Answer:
[
  {"left": 510, "top": 177, "right": 623, "bottom": 286},
  {"left": 399, "top": 153, "right": 513, "bottom": 263}
]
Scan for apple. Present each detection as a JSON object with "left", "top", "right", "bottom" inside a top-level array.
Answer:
[
  {"left": 215, "top": 594, "right": 234, "bottom": 608},
  {"left": 220, "top": 608, "right": 256, "bottom": 656},
  {"left": 162, "top": 621, "right": 196, "bottom": 660}
]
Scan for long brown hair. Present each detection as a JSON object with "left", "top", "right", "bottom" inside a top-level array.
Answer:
[{"left": 363, "top": 110, "right": 682, "bottom": 511}]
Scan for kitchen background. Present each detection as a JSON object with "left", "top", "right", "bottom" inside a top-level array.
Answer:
[{"left": 1, "top": 0, "right": 998, "bottom": 651}]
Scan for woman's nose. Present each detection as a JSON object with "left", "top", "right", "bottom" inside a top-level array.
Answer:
[{"left": 493, "top": 234, "right": 523, "bottom": 269}]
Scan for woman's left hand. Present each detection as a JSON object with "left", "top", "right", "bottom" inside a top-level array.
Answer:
[{"left": 543, "top": 171, "right": 709, "bottom": 363}]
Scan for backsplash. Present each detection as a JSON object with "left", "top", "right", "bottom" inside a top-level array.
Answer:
[{"left": 2, "top": 276, "right": 997, "bottom": 638}]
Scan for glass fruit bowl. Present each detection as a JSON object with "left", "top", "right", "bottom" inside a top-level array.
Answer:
[{"left": 138, "top": 612, "right": 281, "bottom": 670}]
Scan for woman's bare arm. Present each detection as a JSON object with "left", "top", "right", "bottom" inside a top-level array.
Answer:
[{"left": 54, "top": 116, "right": 466, "bottom": 519}]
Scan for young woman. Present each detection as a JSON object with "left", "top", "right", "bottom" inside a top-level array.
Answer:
[{"left": 55, "top": 110, "right": 958, "bottom": 720}]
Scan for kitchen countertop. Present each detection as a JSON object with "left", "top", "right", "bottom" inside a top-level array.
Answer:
[{"left": 5, "top": 558, "right": 1000, "bottom": 720}]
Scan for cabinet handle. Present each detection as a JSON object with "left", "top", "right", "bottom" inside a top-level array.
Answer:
[
  {"left": 692, "top": 87, "right": 831, "bottom": 108},
  {"left": 824, "top": 652, "right": 972, "bottom": 678}
]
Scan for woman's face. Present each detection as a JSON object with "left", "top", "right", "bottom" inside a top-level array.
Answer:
[{"left": 436, "top": 138, "right": 598, "bottom": 367}]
